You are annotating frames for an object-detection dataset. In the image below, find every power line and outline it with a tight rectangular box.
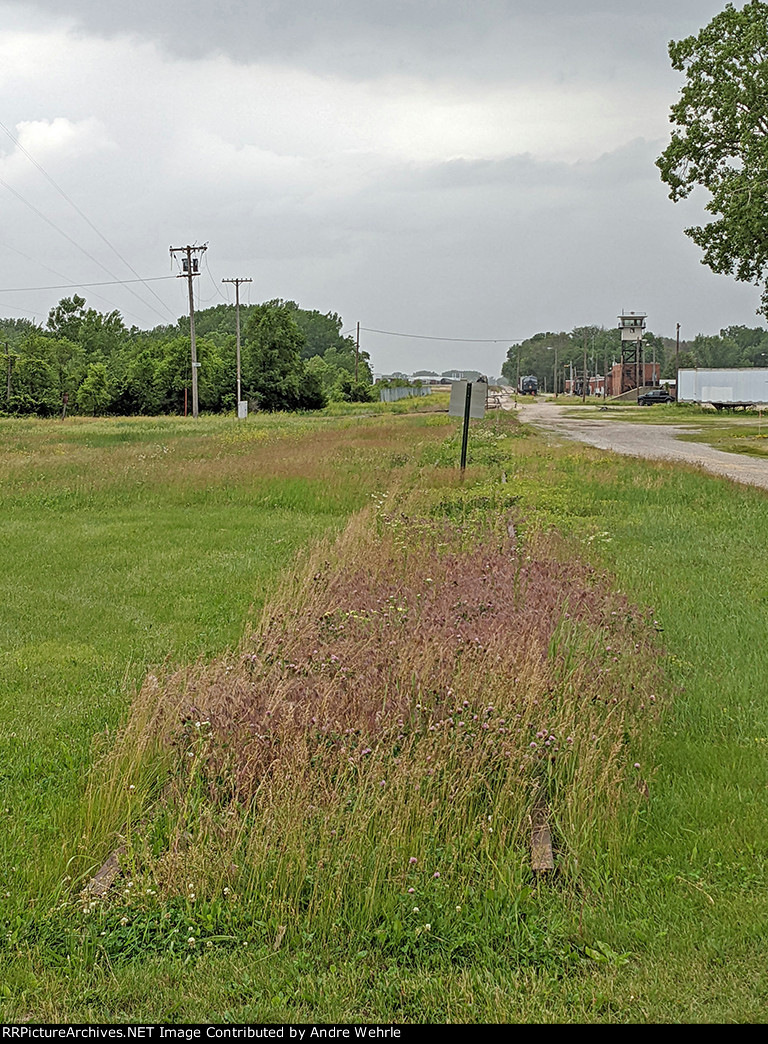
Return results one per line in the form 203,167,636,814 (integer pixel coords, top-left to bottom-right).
0,174,173,324
0,238,159,322
360,326,522,343
0,301,41,319
204,252,228,304
0,176,173,325
0,120,178,324
0,275,176,293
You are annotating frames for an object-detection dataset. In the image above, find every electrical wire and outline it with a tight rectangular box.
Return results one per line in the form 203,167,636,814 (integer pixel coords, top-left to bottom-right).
0,301,42,319
0,120,178,324
0,275,176,293
0,174,173,325
0,239,156,323
203,252,228,304
360,326,522,343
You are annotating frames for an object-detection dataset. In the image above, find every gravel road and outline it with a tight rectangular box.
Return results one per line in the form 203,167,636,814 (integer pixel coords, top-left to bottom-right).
504,397,768,493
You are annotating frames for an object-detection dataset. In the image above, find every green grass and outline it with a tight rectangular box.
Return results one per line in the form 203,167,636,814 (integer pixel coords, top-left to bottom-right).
493,438,768,1020
3,411,768,1021
0,410,451,917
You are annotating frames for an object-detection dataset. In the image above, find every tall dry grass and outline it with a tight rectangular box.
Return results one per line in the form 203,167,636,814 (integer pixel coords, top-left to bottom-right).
81,491,662,942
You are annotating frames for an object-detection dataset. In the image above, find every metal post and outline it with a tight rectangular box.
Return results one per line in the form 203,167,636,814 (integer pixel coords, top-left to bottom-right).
460,381,472,471
355,322,360,383
676,322,680,401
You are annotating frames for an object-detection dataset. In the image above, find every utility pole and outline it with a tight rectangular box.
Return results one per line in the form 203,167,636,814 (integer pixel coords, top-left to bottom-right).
222,276,252,414
547,344,557,400
5,342,10,405
582,330,587,402
604,343,608,400
355,322,360,383
676,322,680,400
170,243,207,418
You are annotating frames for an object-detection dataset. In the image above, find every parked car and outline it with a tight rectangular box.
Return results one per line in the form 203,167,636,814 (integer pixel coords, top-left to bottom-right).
638,388,675,406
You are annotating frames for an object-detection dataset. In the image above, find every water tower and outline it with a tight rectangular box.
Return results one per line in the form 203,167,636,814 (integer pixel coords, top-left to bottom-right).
616,310,646,395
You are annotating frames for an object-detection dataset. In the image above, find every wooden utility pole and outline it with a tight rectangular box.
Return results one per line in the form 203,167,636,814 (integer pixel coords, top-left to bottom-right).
604,343,608,399
676,322,680,400
355,322,360,383
170,244,207,418
222,276,252,412
582,330,587,402
5,342,10,404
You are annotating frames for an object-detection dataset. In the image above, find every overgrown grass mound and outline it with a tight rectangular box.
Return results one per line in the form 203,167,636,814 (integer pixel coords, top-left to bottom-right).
81,494,662,960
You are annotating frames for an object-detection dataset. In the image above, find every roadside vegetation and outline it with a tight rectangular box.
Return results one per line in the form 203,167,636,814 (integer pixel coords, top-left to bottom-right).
1,403,767,1022
0,298,377,418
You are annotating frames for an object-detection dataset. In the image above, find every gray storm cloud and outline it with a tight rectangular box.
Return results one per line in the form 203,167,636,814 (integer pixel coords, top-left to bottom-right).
0,0,761,376
6,1,729,78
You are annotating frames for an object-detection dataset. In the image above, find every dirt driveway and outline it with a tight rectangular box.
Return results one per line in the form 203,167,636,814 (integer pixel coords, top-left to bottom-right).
503,396,768,493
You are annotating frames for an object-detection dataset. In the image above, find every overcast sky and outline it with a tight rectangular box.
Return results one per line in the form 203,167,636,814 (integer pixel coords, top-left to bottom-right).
0,1,759,376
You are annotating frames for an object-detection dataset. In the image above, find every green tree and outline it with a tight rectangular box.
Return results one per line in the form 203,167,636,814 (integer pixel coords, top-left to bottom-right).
76,362,111,416
47,295,87,340
111,342,164,415
8,336,59,416
657,2,768,313
243,304,307,411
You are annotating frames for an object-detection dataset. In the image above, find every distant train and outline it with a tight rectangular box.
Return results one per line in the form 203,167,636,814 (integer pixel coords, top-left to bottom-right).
518,375,538,396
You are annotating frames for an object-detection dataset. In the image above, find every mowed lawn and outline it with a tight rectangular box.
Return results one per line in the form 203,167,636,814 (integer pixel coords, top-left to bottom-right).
0,410,450,904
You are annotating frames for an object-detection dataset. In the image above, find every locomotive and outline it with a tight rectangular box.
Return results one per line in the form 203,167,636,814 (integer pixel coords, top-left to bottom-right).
518,375,538,396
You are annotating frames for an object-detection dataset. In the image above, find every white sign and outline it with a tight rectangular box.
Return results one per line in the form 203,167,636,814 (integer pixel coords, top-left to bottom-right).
448,381,486,419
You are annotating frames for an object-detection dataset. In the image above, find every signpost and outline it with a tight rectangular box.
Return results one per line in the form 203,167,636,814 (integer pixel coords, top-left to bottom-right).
448,380,486,472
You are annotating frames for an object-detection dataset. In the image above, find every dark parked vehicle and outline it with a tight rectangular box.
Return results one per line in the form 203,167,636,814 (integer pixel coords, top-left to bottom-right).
638,388,675,406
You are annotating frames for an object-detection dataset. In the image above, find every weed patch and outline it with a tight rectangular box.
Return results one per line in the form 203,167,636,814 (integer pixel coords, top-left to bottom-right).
59,487,663,972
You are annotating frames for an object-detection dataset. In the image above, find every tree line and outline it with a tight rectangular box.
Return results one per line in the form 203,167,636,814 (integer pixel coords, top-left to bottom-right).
0,297,375,417
502,324,768,391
